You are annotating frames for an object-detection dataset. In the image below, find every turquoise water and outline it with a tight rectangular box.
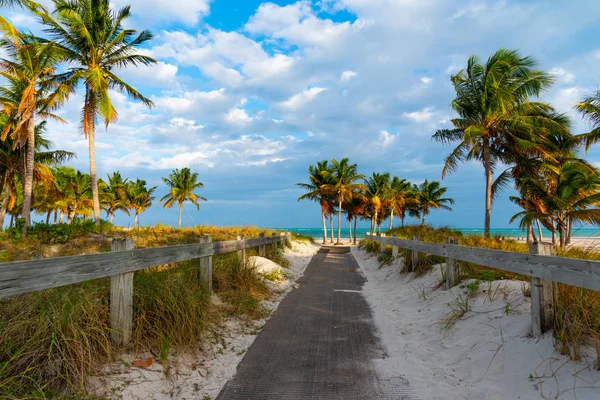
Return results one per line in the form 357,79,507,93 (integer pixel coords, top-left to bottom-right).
277,227,600,239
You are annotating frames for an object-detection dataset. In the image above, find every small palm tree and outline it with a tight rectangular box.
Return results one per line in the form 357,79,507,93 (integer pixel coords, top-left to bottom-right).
38,0,156,227
364,172,390,234
160,168,207,229
414,180,454,225
0,17,71,234
126,179,156,228
101,172,129,224
387,176,414,230
296,160,334,244
432,49,562,237
324,158,365,244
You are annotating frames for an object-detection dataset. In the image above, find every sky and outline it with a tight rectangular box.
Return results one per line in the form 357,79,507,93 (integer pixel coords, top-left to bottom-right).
4,0,600,229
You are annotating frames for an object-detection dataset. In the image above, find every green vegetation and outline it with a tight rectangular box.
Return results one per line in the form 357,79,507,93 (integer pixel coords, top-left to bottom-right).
0,225,288,397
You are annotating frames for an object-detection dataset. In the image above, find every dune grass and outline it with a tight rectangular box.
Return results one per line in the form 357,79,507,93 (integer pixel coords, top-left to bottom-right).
361,224,600,366
0,224,289,398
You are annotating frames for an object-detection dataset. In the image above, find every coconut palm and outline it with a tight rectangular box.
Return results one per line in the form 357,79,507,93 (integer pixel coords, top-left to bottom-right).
297,160,335,244
324,158,365,244
414,180,454,225
364,172,390,234
160,168,207,229
575,90,600,148
387,176,414,230
126,179,156,227
0,18,71,234
432,49,564,237
37,0,156,227
100,171,129,224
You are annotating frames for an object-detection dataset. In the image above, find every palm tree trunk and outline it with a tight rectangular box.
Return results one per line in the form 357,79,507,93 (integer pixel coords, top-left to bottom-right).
21,120,36,236
531,223,538,243
483,137,492,238
0,172,5,203
401,212,405,227
370,216,374,233
53,210,57,224
9,214,14,228
45,211,51,224
536,220,543,242
551,220,556,245
59,210,64,223
348,217,352,243
329,214,334,243
353,216,357,245
421,214,425,225
178,202,183,229
134,212,139,228
337,196,342,244
389,209,394,230
526,224,533,244
321,211,327,244
0,183,11,230
88,124,101,226
109,213,114,224
566,217,572,245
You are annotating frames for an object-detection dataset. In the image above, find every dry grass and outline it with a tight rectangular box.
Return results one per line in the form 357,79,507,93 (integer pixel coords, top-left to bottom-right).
0,224,289,398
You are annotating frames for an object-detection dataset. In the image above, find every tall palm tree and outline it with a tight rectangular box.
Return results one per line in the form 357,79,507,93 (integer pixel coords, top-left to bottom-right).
296,160,334,244
126,179,156,227
364,172,390,234
38,0,156,227
324,158,365,244
160,168,207,229
0,18,71,234
432,49,562,237
414,180,454,225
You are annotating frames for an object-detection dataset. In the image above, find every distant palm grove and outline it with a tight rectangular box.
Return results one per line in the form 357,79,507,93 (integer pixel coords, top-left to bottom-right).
0,0,204,233
297,158,454,244
299,51,600,248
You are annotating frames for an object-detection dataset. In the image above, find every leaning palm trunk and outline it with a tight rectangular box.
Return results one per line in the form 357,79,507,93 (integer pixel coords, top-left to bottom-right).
536,220,544,242
348,217,352,243
483,138,492,238
329,215,334,243
353,216,357,245
134,212,139,228
21,121,35,235
0,183,11,230
389,208,394,230
337,196,342,244
531,223,538,243
566,217,573,245
178,202,183,229
526,224,533,244
88,124,101,226
321,212,327,244
109,213,114,224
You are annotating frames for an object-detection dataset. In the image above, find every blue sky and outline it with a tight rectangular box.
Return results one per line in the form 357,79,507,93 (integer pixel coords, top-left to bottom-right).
5,0,600,229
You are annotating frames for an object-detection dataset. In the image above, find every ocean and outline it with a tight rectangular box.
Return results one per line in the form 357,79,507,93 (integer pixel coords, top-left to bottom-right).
277,227,600,239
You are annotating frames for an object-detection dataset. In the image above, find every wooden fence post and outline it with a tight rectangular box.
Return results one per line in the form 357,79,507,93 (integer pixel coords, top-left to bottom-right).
199,236,213,293
445,237,459,289
258,233,266,256
392,234,399,259
530,242,556,336
237,235,245,262
380,233,386,252
280,232,286,248
110,238,134,346
411,235,420,272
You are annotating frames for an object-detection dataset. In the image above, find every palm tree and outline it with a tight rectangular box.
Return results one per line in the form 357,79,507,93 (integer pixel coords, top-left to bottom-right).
160,168,207,229
100,171,129,223
324,158,365,244
126,179,156,227
38,0,156,227
576,90,600,148
387,176,414,230
297,160,334,244
432,49,562,237
414,180,454,225
364,172,390,234
0,18,71,235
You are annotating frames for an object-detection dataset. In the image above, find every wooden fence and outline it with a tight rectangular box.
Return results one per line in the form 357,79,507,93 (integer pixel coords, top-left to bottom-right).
0,232,291,345
365,233,600,337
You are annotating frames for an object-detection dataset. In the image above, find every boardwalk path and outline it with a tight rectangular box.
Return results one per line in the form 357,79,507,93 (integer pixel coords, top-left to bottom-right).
217,246,416,400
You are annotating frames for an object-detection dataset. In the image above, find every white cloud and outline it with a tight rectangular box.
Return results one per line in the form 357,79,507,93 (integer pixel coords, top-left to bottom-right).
340,70,357,82
378,130,397,147
154,89,228,115
113,0,211,25
117,61,178,87
420,77,433,84
225,108,254,125
549,67,576,84
403,107,435,123
279,87,327,111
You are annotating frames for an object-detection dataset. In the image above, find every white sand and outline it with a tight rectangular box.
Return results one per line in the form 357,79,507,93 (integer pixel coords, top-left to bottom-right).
87,240,320,400
351,246,600,400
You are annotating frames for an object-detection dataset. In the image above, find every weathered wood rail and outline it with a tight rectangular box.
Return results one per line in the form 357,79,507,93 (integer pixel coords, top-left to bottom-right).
365,233,600,337
0,231,290,344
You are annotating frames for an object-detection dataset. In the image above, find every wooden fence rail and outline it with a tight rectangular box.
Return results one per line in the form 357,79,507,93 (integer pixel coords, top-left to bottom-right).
0,232,290,345
365,233,600,337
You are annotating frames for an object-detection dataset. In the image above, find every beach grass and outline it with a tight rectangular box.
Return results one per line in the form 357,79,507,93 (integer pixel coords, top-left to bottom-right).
0,224,286,398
